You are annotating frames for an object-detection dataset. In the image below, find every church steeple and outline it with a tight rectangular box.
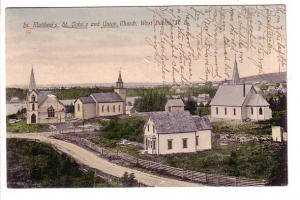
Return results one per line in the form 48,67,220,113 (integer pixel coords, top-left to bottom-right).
116,70,124,88
231,56,240,85
29,66,37,91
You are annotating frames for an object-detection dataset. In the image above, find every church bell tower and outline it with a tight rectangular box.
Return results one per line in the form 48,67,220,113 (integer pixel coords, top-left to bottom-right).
114,70,126,114
27,67,39,124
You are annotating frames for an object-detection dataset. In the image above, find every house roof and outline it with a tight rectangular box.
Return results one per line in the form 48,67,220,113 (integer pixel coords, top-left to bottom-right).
246,93,270,106
149,111,198,134
79,96,95,104
91,92,123,103
165,99,185,107
210,84,253,106
192,116,212,130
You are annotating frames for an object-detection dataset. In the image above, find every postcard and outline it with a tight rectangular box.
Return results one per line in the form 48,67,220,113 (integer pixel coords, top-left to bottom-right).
5,5,287,189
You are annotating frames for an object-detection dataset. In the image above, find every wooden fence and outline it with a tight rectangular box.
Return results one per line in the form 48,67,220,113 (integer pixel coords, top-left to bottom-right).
51,134,267,186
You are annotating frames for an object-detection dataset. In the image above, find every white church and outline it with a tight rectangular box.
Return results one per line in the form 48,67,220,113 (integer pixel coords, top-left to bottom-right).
26,68,66,124
74,72,126,119
210,58,272,121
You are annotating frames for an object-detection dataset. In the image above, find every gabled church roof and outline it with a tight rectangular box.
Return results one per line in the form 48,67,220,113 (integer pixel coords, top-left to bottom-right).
78,96,96,104
246,93,270,106
29,67,37,91
210,84,253,106
91,92,123,103
37,91,53,106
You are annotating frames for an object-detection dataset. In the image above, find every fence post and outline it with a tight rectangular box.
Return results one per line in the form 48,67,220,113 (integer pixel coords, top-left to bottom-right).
205,173,208,183
182,170,184,179
136,158,139,166
217,176,220,186
235,177,237,186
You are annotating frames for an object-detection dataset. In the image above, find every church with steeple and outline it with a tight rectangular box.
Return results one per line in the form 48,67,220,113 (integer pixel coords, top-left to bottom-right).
26,68,66,124
210,57,272,121
74,71,126,119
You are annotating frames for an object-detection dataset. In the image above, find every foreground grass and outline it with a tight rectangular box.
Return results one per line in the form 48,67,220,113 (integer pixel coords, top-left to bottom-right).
7,121,49,133
7,138,115,188
162,142,287,185
212,122,272,136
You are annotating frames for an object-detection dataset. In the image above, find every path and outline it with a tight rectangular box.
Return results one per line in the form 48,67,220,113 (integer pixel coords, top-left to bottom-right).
7,132,202,187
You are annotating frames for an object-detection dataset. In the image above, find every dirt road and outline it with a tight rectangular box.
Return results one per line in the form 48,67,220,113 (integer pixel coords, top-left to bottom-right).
7,132,202,187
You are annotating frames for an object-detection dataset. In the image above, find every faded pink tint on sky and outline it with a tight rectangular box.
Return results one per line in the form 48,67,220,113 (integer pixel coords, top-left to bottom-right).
6,6,286,87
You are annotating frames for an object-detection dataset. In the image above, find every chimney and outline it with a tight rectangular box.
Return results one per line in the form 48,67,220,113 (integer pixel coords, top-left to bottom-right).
243,83,246,97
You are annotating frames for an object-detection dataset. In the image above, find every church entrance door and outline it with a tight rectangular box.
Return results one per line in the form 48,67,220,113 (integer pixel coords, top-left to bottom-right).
31,114,36,124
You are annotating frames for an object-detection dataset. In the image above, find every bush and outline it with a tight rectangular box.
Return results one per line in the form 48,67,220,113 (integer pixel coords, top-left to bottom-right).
7,139,111,188
100,116,145,146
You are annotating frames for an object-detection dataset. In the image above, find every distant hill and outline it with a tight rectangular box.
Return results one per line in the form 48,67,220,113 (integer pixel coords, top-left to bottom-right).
240,72,286,84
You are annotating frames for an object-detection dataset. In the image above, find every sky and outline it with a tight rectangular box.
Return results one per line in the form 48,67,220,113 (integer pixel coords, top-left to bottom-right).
6,6,286,87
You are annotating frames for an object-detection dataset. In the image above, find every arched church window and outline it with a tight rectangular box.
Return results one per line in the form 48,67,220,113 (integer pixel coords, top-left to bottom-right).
31,95,36,102
77,104,80,111
47,106,55,118
259,107,263,115
113,105,115,112
251,107,253,115
32,103,35,111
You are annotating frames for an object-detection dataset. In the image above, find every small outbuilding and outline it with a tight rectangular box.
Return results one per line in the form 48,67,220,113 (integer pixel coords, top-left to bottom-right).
165,99,185,112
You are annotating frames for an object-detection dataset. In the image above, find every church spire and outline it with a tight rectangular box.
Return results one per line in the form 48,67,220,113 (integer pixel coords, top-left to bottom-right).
29,66,37,91
116,69,124,88
231,55,240,85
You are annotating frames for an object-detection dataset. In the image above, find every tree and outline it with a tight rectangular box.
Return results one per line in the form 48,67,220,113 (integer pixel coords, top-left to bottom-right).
121,172,138,187
184,97,197,115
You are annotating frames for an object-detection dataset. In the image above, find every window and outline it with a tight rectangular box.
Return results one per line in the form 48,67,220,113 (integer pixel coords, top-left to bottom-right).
152,141,156,150
182,138,188,148
225,107,227,115
146,139,148,148
167,140,173,150
102,105,104,112
107,105,110,112
233,108,236,115
259,107,263,115
251,107,253,115
147,124,149,132
216,107,218,114
77,104,80,111
153,125,155,133
119,105,121,112
31,95,36,102
47,106,55,118
196,136,199,146
113,105,115,112
32,103,35,111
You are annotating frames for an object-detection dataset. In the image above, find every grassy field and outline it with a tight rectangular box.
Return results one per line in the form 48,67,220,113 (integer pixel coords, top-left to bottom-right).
7,121,49,133
162,142,287,185
212,121,272,136
7,138,114,188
